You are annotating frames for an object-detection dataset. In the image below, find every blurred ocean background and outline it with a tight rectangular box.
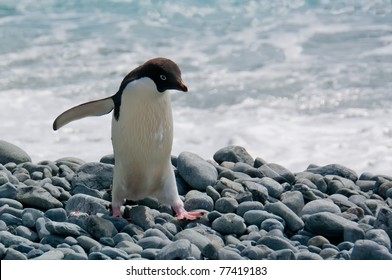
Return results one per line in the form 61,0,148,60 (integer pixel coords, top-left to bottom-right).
0,0,391,174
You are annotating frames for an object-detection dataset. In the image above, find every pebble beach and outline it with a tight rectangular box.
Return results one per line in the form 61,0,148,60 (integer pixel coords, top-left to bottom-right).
0,139,391,260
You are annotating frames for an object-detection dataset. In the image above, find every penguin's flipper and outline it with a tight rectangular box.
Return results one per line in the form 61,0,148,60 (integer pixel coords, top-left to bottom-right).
53,97,114,130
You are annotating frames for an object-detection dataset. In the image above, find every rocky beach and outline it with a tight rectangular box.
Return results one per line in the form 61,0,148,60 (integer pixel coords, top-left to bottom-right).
0,139,391,260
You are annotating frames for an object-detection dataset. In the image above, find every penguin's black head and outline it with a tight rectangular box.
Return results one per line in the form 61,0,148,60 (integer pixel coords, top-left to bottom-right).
137,57,188,93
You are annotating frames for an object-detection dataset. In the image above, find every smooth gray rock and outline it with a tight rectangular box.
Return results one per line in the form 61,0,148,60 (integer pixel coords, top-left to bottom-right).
260,218,285,232
351,240,392,260
174,228,210,251
264,201,304,233
241,245,272,259
281,191,304,215
177,152,218,191
88,252,112,260
46,221,87,237
308,235,330,248
211,213,246,235
365,229,391,249
15,225,39,242
76,235,102,252
100,154,115,165
267,163,295,184
213,146,254,166
65,193,110,215
217,248,245,260
0,198,23,209
4,248,28,260
214,197,238,213
374,207,392,240
35,217,51,239
51,176,71,191
236,201,264,217
300,199,341,217
320,247,339,259
16,185,62,210
45,208,67,222
116,241,143,254
184,190,214,212
307,164,358,182
72,162,113,191
137,236,170,249
85,215,118,239
0,183,17,199
124,205,156,230
296,251,323,260
305,212,358,238
258,177,283,199
22,208,44,228
214,177,244,193
268,249,296,260
64,252,88,260
258,235,298,252
32,249,64,260
0,140,31,164
243,210,285,226
100,247,128,259
242,181,269,203
156,239,193,260
0,231,33,247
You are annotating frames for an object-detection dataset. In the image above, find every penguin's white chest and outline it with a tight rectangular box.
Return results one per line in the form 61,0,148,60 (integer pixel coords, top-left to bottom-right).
111,78,174,200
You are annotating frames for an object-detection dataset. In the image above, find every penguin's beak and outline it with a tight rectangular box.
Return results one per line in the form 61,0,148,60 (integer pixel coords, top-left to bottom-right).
177,80,188,92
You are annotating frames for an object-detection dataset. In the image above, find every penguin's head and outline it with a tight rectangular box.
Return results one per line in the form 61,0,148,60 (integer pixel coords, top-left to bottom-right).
138,57,188,93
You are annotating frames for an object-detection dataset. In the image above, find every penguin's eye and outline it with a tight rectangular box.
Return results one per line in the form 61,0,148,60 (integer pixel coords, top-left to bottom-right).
160,75,167,81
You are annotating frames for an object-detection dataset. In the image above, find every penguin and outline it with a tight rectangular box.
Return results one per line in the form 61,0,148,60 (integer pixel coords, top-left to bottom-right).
53,57,204,220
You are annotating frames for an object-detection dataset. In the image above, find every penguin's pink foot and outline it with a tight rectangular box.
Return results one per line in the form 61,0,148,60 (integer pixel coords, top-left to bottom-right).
173,204,205,220
112,206,122,218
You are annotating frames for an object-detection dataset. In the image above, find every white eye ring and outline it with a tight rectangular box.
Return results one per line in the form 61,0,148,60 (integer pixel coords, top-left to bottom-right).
160,75,167,81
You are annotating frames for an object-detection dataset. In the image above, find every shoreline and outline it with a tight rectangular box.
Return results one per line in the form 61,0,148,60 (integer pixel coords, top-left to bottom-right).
0,140,391,260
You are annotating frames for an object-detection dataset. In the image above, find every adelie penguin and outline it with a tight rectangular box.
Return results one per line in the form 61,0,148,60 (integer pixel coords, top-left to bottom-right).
53,57,204,220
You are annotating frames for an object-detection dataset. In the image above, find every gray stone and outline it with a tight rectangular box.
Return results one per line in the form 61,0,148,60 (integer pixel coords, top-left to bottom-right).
113,232,135,244
260,218,285,232
214,177,244,193
35,217,51,239
300,199,341,217
217,248,244,260
141,248,160,259
51,176,71,191
243,210,285,226
26,249,44,259
257,236,298,252
206,185,221,202
124,205,156,230
307,235,330,248
0,231,33,247
22,208,44,228
281,191,304,215
174,228,210,251
242,181,269,203
76,235,102,252
156,239,192,260
264,201,304,233
351,239,392,260
293,184,319,201
100,154,115,165
63,252,88,260
214,197,238,213
46,221,87,237
4,248,28,260
241,245,272,259
365,229,391,250
258,177,283,199
72,162,113,191
211,213,246,235
296,251,323,260
374,207,392,240
268,249,296,260
41,235,66,247
0,182,17,199
16,185,62,210
305,212,358,238
45,208,68,222
15,225,39,242
88,252,112,260
307,164,358,182
137,236,170,249
177,152,218,191
236,201,264,217
32,249,64,260
0,140,31,164
100,247,128,259
65,193,110,215
0,198,23,209
213,146,254,166
320,247,339,259
85,215,118,239
343,224,365,243
266,163,295,184
184,190,214,212
116,241,143,254
329,194,357,211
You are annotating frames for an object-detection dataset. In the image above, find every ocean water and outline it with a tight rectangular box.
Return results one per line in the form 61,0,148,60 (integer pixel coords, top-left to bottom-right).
1,0,391,174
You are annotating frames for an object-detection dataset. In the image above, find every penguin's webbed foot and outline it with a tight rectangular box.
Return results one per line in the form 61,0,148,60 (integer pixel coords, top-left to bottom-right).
112,206,123,218
173,204,205,220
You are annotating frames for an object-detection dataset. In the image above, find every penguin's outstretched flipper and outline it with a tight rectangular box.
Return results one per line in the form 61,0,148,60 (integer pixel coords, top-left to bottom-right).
53,97,114,130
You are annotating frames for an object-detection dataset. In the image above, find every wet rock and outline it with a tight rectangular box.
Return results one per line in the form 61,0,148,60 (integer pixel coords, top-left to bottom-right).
72,162,113,191
213,146,254,166
0,140,31,165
